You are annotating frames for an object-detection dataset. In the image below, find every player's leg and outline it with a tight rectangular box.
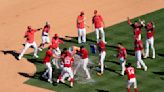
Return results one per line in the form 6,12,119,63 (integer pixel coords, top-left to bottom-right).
144,39,150,58
100,51,106,74
127,80,133,92
42,64,49,79
78,29,82,44
57,67,66,83
47,62,53,83
150,37,155,58
135,51,141,68
99,27,106,43
121,60,126,76
95,28,99,43
32,41,39,58
73,61,81,75
133,79,138,92
138,51,147,71
18,42,31,60
67,68,74,87
82,58,91,79
82,28,86,43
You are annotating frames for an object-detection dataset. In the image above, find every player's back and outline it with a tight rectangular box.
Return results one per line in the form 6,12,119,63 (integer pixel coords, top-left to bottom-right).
126,67,136,80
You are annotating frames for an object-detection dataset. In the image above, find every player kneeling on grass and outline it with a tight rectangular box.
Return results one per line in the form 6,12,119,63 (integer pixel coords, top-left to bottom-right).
117,43,127,76
38,22,51,51
134,38,147,71
97,38,106,76
42,45,60,84
125,63,138,92
57,50,74,87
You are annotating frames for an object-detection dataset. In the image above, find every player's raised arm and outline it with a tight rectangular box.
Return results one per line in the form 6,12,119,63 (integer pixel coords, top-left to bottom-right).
127,17,132,25
139,18,146,27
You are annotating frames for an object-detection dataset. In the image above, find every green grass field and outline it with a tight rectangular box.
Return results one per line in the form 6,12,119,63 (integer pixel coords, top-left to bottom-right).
23,8,164,92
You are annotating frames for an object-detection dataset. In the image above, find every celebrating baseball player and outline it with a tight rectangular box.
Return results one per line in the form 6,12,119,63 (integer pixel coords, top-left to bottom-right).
18,26,42,60
92,10,106,43
57,49,74,87
127,17,143,40
42,45,60,84
97,38,106,76
79,46,91,79
117,43,127,76
134,38,147,71
125,63,138,92
77,11,89,44
38,22,51,51
51,34,64,69
139,20,156,59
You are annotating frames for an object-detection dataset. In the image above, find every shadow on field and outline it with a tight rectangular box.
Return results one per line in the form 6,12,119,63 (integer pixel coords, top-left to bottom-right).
152,72,164,75
96,89,109,92
18,72,34,78
106,60,120,65
26,58,43,64
0,50,19,60
158,53,164,57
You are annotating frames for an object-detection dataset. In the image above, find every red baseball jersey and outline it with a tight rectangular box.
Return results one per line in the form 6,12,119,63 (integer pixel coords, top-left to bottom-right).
63,56,74,67
125,66,136,80
146,23,154,39
134,40,143,51
43,49,53,64
98,40,106,52
43,25,50,33
25,29,37,43
80,48,88,59
51,38,63,49
92,15,103,28
77,15,85,29
118,47,127,59
134,28,141,39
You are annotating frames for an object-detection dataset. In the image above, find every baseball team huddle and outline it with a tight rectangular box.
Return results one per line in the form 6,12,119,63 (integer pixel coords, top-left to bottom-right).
17,10,156,91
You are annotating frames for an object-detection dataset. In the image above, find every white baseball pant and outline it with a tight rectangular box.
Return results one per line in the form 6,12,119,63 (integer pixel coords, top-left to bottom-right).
119,57,126,75
78,28,86,44
95,27,106,43
43,62,52,80
52,48,62,69
127,78,137,88
135,50,147,69
18,41,38,59
145,37,155,58
82,58,91,79
42,32,50,44
99,51,106,74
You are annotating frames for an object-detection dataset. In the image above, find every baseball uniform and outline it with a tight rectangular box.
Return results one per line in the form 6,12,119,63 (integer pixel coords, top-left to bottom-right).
144,22,155,58
134,39,147,71
42,49,53,83
18,28,39,60
42,24,50,44
125,66,138,92
118,47,127,75
92,14,106,43
80,48,91,79
77,15,86,44
98,40,106,74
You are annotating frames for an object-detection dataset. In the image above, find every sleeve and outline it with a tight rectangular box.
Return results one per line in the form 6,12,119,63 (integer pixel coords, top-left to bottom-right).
59,39,63,44
92,16,95,23
99,15,103,21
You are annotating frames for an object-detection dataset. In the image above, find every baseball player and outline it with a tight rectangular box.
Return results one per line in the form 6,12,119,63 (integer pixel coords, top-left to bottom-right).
18,26,42,60
134,38,147,71
117,43,127,76
125,63,138,92
77,11,89,44
140,20,156,59
97,38,106,76
79,46,91,79
38,22,50,51
42,45,60,84
92,10,106,43
127,17,143,40
57,50,74,87
51,34,63,69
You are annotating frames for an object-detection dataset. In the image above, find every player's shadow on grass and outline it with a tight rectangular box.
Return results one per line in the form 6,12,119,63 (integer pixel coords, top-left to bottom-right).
26,58,43,64
62,36,78,44
0,50,19,60
96,89,109,92
152,72,164,75
106,60,120,65
158,53,164,57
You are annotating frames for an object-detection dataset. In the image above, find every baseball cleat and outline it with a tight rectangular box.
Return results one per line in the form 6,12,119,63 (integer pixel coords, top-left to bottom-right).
34,55,39,58
48,79,53,84
97,72,103,76
144,66,148,71
38,48,43,51
70,82,73,87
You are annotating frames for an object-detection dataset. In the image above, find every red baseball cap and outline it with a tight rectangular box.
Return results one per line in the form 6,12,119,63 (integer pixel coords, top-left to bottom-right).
54,34,58,38
80,11,84,15
27,26,31,29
